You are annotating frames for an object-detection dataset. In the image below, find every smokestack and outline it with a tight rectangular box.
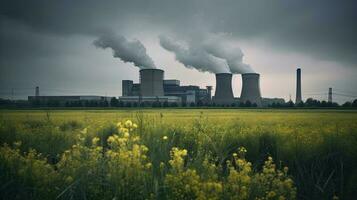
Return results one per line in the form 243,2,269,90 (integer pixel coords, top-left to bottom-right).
140,69,164,96
328,87,332,103
240,73,262,106
206,86,212,101
213,73,234,105
295,68,302,104
35,86,39,97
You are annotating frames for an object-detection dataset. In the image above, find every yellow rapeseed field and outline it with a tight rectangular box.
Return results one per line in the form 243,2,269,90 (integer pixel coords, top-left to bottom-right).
0,109,356,199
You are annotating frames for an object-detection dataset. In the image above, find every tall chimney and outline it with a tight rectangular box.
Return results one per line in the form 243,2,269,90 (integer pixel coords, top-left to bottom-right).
295,68,302,104
328,87,332,103
240,73,262,106
35,86,40,97
213,73,234,105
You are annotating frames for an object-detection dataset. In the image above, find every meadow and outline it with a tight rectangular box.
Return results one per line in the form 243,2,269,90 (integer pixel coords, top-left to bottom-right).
0,109,356,200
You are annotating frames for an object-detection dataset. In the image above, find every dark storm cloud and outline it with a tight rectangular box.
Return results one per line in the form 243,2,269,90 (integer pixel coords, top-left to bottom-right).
1,0,357,66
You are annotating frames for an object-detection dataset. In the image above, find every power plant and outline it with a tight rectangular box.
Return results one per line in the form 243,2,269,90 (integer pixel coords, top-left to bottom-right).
118,69,284,107
120,69,211,105
213,73,234,105
240,73,262,106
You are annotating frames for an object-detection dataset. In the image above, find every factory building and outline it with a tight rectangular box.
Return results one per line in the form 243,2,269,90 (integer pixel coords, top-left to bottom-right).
120,69,212,105
28,95,114,106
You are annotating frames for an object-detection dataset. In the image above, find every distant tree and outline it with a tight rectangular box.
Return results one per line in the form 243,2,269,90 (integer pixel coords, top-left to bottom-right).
331,102,339,107
110,97,119,107
286,100,294,107
252,103,257,107
181,101,187,107
189,102,196,107
163,101,169,107
125,102,132,107
170,102,178,107
296,101,304,107
239,102,245,107
321,100,327,107
305,98,320,107
342,102,352,107
352,99,357,107
245,101,252,107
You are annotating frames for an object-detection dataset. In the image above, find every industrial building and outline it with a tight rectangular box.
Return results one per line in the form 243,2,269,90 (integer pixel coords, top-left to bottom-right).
120,69,212,105
28,95,114,106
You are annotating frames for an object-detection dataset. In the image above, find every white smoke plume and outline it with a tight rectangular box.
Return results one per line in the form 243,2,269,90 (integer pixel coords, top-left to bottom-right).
202,34,254,73
159,35,230,74
94,33,156,69
159,34,253,74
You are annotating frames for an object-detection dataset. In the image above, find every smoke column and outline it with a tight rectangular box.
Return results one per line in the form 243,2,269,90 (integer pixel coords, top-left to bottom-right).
94,33,156,69
202,35,254,74
159,35,230,74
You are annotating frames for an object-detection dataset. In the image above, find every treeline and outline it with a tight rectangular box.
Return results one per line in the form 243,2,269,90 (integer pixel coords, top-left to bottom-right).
1,97,357,108
270,98,357,108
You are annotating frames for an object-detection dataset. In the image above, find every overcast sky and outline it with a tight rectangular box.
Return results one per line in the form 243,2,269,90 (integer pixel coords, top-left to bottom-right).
1,0,357,103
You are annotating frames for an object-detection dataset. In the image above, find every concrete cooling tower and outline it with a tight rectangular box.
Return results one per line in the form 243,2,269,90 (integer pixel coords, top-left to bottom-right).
140,69,164,96
213,73,234,105
240,73,262,106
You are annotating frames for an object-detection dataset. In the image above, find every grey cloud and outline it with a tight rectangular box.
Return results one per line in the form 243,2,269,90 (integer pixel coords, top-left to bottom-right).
1,0,356,66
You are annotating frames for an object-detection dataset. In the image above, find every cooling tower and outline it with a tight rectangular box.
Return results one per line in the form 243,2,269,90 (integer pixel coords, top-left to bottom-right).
295,68,302,104
240,73,262,106
140,69,164,96
213,73,234,105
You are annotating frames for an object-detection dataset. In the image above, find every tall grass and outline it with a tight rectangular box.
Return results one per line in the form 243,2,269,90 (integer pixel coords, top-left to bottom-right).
0,109,356,199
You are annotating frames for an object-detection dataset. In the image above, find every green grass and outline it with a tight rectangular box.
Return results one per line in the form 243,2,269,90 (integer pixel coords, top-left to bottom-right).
1,109,357,199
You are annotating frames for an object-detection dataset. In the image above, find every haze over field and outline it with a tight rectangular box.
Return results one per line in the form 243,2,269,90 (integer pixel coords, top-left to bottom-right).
1,0,357,103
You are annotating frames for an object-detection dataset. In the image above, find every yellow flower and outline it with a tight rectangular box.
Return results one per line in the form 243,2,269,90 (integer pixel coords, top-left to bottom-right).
124,132,130,138
80,128,88,134
125,120,133,127
65,176,73,183
92,137,100,145
107,136,115,143
116,122,122,127
119,127,129,133
132,123,138,129
145,163,152,169
283,166,289,173
163,136,168,140
267,191,276,198
182,149,187,156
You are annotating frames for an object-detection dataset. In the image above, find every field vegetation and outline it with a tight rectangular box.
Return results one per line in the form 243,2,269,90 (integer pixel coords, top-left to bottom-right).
0,109,356,200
